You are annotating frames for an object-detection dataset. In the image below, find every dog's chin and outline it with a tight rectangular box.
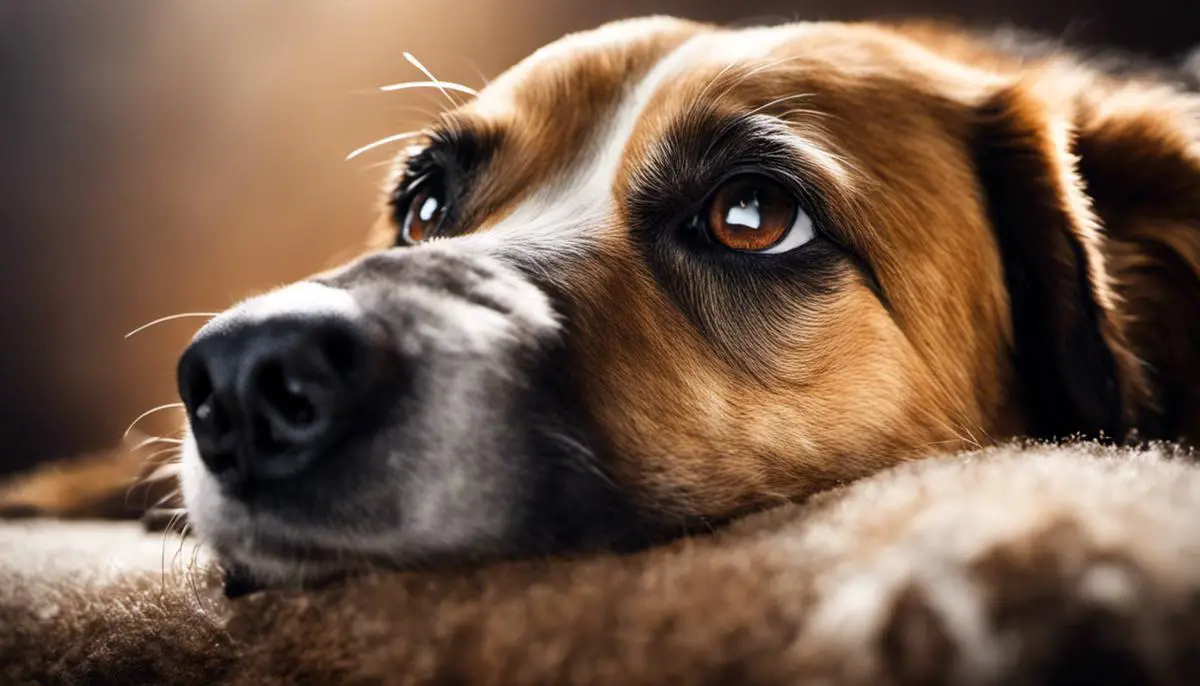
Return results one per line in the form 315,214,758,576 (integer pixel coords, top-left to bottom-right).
181,420,658,597
213,527,521,598
211,533,436,597
198,504,515,597
182,438,521,594
216,545,347,598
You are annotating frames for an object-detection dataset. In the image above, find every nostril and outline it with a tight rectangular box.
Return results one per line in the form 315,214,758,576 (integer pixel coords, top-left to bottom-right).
180,355,214,416
195,396,233,437
254,361,319,430
177,350,242,479
179,357,232,440
251,410,293,457
317,325,365,377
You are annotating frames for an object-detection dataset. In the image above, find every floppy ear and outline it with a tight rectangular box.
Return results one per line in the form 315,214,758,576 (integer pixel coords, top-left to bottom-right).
971,84,1150,442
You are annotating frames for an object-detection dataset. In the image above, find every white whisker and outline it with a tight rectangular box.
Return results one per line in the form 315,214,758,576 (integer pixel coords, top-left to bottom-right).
376,82,475,95
696,59,747,103
123,403,186,440
777,107,832,123
357,158,401,172
131,436,185,451
402,51,477,105
464,60,492,88
377,80,479,95
344,130,427,161
148,489,183,512
162,512,190,586
142,446,183,463
145,460,182,482
714,55,806,101
125,312,218,339
746,92,815,117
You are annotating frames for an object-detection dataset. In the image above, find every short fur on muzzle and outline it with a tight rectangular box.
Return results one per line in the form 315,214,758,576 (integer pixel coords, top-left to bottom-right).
180,246,651,588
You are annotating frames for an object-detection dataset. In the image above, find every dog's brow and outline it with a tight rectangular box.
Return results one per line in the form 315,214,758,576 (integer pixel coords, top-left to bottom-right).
626,105,860,233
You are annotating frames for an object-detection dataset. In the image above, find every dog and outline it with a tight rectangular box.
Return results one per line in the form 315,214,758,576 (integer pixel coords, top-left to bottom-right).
1,16,1200,684
4,17,1199,596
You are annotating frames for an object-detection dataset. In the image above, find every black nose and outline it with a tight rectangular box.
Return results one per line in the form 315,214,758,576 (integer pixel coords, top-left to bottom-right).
177,314,377,486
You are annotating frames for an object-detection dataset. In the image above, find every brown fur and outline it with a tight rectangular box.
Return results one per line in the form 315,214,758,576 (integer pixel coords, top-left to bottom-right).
891,20,1200,440
367,18,1200,520
5,443,1200,685
8,17,1199,521
1,16,1199,683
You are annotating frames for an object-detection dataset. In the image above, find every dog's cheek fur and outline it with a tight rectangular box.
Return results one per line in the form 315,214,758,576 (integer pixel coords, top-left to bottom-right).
554,242,963,523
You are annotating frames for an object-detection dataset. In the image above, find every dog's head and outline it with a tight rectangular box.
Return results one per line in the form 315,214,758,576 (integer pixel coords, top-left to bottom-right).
179,17,1153,587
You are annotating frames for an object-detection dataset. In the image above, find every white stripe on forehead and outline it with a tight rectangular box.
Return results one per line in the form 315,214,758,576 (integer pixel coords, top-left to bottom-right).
456,26,799,284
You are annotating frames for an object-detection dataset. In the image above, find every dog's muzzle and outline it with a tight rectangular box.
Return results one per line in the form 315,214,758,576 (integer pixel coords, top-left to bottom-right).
177,246,644,587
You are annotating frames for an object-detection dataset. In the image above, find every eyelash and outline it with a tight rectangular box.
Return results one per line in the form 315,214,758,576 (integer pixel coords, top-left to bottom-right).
390,149,440,218
403,148,438,181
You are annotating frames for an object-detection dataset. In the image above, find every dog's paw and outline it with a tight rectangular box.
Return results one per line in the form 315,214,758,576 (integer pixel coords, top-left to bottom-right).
0,437,183,523
789,446,1200,685
867,519,1200,685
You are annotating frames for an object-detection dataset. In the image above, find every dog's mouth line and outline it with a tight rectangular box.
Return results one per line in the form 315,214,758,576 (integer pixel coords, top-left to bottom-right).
211,515,397,569
216,513,501,565
213,532,401,599
214,522,526,598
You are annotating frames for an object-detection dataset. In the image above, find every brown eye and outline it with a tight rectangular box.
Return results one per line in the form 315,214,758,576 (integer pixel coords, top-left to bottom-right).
703,175,812,253
401,180,447,244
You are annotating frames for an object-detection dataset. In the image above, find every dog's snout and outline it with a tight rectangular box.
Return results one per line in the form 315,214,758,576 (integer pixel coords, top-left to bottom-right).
178,254,571,574
178,311,376,486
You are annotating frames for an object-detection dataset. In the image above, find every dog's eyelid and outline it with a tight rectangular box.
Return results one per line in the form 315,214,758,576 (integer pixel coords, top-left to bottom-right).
403,151,440,184
391,120,478,189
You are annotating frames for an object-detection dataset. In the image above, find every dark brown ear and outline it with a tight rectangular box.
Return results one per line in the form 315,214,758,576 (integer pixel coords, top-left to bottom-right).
972,84,1149,442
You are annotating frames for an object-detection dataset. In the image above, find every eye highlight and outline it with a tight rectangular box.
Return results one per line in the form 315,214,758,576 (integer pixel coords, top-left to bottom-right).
398,175,448,244
699,175,815,254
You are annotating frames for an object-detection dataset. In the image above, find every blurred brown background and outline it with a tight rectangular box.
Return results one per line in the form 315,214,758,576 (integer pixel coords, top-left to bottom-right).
0,0,1196,475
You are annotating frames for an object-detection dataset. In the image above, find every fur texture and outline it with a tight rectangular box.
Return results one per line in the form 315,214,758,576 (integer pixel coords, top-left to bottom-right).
4,443,1200,685
1,16,1199,684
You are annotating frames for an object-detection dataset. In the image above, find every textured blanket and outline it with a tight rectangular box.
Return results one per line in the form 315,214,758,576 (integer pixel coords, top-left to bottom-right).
3,443,1200,685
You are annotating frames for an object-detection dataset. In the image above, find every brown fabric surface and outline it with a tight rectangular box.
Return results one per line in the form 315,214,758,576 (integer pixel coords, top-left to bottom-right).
3,442,1200,685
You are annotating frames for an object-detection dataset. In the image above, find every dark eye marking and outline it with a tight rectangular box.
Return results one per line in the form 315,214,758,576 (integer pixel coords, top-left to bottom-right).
387,123,498,247
625,106,892,318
